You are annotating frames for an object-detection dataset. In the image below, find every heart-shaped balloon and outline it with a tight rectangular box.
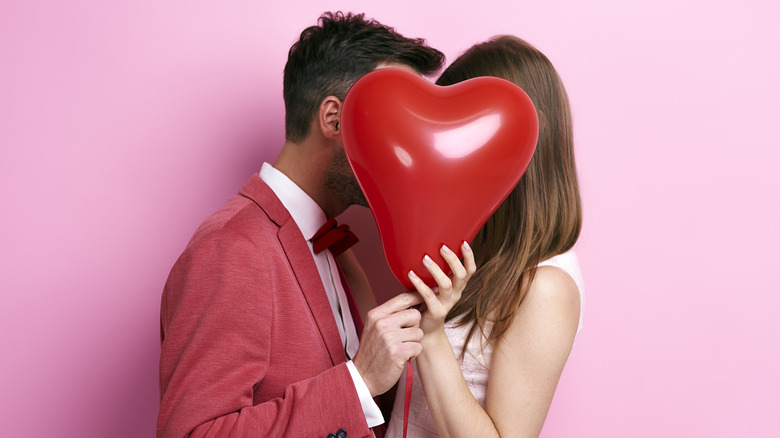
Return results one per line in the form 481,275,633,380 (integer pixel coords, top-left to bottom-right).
341,68,538,290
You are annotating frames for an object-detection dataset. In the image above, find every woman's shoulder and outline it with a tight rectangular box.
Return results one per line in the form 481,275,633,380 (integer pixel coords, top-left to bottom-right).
526,264,581,313
536,250,584,292
499,260,581,355
530,249,584,338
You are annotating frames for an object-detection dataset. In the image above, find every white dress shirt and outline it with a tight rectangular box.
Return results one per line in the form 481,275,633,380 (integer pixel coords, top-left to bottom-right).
259,163,383,428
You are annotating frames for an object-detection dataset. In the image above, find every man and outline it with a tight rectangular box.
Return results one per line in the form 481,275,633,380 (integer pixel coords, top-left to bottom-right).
158,12,444,437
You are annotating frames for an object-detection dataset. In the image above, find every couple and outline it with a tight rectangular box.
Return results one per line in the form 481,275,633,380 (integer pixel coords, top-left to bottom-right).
158,11,583,438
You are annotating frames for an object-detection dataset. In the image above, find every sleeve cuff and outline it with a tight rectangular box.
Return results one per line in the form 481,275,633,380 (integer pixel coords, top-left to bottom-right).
346,360,384,428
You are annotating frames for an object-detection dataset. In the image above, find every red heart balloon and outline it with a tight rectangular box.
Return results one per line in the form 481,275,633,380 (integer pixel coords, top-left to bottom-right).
342,68,538,290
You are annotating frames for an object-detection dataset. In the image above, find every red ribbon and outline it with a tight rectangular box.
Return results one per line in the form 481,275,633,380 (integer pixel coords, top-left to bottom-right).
403,360,413,438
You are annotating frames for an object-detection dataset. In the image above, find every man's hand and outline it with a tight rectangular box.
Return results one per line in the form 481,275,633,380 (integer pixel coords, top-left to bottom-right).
352,292,424,397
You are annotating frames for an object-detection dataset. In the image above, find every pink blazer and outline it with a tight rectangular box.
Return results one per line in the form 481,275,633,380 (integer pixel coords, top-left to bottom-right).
158,175,377,437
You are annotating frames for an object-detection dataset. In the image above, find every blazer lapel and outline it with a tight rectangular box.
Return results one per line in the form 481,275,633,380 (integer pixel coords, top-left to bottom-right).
240,175,347,366
278,224,347,366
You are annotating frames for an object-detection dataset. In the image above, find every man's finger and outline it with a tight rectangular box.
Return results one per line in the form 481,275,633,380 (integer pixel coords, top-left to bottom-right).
378,308,422,330
371,292,423,317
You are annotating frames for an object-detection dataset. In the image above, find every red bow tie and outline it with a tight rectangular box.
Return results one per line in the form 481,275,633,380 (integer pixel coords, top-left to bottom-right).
310,218,359,257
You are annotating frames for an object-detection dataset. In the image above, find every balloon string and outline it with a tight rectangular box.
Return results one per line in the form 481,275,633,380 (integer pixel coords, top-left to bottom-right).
403,360,413,438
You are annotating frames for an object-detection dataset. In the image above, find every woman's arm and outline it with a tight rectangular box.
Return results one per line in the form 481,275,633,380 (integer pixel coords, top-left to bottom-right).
485,266,581,437
410,244,498,437
411,252,580,438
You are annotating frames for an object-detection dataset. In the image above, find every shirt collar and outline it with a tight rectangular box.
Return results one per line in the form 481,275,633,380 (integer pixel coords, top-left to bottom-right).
259,162,327,241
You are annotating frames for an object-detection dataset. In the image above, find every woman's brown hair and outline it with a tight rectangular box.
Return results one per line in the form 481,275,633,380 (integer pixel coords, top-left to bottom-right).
436,36,582,355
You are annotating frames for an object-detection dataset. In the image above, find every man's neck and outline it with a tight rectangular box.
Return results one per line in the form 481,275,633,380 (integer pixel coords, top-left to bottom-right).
273,140,345,218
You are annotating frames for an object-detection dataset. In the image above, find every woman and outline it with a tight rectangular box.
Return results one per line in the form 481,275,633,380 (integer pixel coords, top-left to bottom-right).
386,36,585,437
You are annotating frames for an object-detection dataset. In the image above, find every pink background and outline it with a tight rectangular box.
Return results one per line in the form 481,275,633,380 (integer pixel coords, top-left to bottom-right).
2,1,778,437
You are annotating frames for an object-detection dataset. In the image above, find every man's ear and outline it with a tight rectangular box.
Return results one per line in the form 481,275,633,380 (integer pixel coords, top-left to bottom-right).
318,96,342,140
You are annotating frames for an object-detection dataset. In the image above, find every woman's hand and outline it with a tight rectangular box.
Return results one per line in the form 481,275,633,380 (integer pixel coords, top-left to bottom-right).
407,242,476,337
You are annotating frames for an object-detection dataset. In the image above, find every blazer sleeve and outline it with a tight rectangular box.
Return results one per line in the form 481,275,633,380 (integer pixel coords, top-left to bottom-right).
158,228,373,438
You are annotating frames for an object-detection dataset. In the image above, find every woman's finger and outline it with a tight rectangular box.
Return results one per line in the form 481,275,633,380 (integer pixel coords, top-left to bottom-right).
440,244,468,291
422,253,453,297
455,241,476,295
408,270,440,309
408,269,446,320
461,241,476,276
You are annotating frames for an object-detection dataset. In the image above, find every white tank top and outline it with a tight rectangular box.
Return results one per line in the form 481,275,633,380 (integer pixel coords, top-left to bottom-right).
385,250,585,437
